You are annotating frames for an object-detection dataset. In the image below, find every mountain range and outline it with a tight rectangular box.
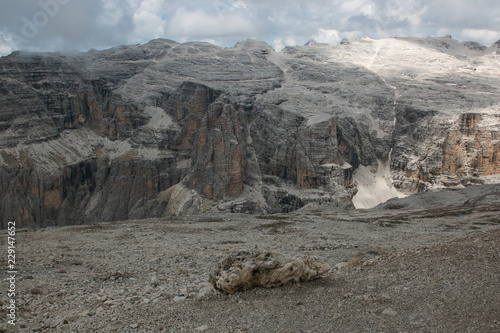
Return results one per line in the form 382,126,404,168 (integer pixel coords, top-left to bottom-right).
1,36,499,228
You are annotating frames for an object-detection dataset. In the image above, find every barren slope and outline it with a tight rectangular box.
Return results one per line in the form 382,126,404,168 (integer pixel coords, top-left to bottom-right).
1,184,499,332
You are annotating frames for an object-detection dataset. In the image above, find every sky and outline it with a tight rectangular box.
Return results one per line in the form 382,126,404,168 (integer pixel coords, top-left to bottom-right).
0,0,499,56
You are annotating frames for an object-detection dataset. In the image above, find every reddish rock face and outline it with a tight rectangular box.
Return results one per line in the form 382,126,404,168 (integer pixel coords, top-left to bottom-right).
168,83,247,200
443,113,500,176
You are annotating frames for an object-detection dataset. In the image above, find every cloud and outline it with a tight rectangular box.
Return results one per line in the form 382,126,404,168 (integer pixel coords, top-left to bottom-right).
167,6,255,39
272,37,285,51
1,0,500,56
129,0,167,43
313,29,341,44
462,29,500,45
0,31,14,55
0,0,137,53
272,36,298,51
338,0,375,16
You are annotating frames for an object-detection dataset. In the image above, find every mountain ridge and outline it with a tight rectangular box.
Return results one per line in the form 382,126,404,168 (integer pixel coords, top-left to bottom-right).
1,36,499,228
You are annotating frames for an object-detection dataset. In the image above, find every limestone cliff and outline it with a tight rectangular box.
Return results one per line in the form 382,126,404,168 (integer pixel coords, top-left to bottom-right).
1,36,499,228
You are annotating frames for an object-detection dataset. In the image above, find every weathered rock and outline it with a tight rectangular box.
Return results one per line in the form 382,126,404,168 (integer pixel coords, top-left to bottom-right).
209,252,331,294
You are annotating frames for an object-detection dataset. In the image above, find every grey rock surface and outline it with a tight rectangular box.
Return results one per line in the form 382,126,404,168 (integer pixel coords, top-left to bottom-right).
0,36,499,227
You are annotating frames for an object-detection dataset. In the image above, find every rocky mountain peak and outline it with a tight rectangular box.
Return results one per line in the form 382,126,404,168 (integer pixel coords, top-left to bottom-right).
233,39,274,50
304,39,318,46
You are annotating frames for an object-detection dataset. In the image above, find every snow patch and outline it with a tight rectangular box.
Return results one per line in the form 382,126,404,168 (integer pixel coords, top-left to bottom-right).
139,147,162,160
320,162,352,169
104,139,133,160
307,114,333,126
352,161,406,209
144,106,174,129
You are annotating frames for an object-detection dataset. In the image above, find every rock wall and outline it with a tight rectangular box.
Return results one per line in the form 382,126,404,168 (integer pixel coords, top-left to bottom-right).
391,110,500,192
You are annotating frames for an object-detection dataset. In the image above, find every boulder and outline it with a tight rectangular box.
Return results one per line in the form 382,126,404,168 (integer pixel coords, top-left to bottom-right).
210,252,331,294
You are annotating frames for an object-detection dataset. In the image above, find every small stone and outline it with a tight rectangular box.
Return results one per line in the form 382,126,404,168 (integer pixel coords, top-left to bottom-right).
348,257,364,266
173,296,187,302
196,284,215,299
362,294,377,301
151,273,159,287
31,288,42,295
63,315,79,324
43,318,56,328
382,308,398,316
130,323,139,328
334,262,349,270
195,325,209,331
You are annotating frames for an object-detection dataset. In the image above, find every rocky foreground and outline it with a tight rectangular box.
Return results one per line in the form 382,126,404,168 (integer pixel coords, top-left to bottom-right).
1,185,499,332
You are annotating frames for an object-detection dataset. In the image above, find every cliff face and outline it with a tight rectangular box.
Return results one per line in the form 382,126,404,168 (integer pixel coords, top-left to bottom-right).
1,36,499,228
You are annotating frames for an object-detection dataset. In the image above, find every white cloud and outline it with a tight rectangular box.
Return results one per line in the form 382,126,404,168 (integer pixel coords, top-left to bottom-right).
272,37,285,51
230,0,249,11
313,28,341,44
436,28,451,36
461,29,500,45
0,0,499,56
285,36,297,46
168,6,255,39
340,30,365,41
385,0,428,27
338,0,373,16
272,36,298,51
0,37,13,56
0,31,16,56
98,0,126,27
200,38,217,45
129,0,167,43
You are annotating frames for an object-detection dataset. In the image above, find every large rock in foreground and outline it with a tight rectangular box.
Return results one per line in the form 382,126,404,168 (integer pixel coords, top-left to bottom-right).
210,252,331,294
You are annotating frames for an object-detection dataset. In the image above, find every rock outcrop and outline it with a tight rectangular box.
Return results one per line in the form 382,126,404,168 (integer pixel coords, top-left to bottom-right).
1,36,499,228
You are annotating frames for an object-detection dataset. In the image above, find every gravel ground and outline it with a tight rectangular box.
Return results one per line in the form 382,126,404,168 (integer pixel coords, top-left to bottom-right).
1,204,499,332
